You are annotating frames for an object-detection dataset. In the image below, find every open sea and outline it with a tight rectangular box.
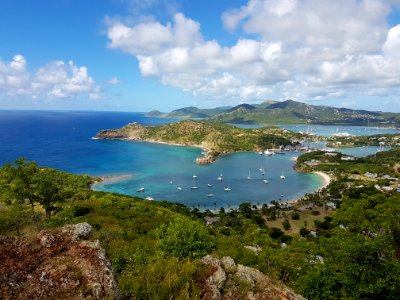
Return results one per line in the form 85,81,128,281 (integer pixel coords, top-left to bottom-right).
1,110,398,209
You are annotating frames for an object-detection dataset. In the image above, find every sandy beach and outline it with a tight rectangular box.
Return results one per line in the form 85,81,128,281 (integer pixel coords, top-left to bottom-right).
313,171,332,188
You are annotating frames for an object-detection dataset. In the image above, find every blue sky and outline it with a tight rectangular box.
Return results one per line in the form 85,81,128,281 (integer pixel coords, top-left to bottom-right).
1,0,400,112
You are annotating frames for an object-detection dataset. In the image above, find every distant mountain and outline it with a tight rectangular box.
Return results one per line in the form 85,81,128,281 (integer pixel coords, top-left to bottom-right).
145,110,163,117
163,106,231,118
210,99,400,126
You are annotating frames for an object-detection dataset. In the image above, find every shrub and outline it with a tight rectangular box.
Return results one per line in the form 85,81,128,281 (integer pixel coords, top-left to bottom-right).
282,219,291,231
291,211,300,220
311,210,320,216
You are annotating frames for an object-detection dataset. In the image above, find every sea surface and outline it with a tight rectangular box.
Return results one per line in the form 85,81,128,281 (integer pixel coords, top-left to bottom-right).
0,110,394,209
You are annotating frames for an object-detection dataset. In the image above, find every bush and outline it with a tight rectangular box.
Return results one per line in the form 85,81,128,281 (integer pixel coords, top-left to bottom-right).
291,211,300,220
299,227,310,237
269,227,284,239
282,219,291,231
311,210,320,216
157,218,215,259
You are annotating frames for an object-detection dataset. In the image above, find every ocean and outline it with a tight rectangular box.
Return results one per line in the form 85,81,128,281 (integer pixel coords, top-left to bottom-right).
1,110,397,209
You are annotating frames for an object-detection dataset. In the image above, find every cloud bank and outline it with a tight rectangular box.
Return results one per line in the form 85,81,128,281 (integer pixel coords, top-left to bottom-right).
0,55,101,100
106,0,400,103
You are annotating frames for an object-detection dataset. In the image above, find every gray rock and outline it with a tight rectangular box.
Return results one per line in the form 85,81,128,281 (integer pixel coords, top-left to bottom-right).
221,256,236,273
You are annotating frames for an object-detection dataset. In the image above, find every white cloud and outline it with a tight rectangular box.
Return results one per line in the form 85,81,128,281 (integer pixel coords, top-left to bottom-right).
0,55,101,100
106,1,400,103
107,77,121,85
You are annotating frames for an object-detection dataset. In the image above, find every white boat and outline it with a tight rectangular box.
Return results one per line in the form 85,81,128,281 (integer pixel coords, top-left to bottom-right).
258,151,263,155
247,170,251,180
190,186,199,189
137,188,145,192
217,171,223,181
261,169,265,176
192,174,197,179
264,150,274,156
207,194,214,197
169,180,173,184
145,196,154,201
177,186,182,191
224,187,231,192
207,183,212,187
280,171,286,180
332,132,352,137
263,179,269,184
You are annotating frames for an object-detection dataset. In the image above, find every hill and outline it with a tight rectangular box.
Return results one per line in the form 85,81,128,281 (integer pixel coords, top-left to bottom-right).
211,99,400,126
155,99,400,126
95,120,303,163
163,106,231,118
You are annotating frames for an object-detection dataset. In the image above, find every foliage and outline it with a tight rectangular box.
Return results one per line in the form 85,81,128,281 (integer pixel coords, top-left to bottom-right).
157,218,215,259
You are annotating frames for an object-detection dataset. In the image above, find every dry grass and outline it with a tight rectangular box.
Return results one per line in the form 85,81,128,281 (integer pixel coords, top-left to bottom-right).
265,206,332,236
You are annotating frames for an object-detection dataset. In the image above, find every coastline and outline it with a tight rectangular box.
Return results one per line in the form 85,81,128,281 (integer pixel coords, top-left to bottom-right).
91,174,134,189
313,171,332,188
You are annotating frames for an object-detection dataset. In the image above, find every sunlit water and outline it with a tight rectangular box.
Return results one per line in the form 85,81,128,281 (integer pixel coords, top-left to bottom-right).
0,111,393,209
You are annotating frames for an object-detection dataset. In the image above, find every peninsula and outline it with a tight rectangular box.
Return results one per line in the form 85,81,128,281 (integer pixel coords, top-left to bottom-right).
95,120,307,164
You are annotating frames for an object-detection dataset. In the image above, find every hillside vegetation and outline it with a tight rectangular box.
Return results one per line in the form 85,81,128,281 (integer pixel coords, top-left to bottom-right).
1,152,400,299
161,100,400,126
96,120,301,163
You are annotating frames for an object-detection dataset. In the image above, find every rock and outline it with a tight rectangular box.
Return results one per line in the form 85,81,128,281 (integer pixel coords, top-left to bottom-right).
37,231,63,248
0,226,118,300
62,222,93,240
221,256,236,273
201,255,226,300
199,255,305,300
235,264,265,288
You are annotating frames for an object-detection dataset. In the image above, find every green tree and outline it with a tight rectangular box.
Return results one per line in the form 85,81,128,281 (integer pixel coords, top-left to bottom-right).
282,219,291,231
157,218,214,259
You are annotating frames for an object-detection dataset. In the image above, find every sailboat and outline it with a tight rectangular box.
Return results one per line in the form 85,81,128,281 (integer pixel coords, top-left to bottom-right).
224,187,231,192
177,186,182,191
207,193,214,197
247,170,251,180
217,170,223,181
192,174,197,179
263,179,269,184
145,191,154,201
207,183,212,187
190,178,198,189
280,170,286,180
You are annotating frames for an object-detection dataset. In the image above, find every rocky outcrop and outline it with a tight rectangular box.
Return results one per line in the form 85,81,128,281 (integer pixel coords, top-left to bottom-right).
199,255,305,300
0,223,118,299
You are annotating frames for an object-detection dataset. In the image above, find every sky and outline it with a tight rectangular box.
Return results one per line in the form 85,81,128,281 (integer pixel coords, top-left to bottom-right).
1,0,400,112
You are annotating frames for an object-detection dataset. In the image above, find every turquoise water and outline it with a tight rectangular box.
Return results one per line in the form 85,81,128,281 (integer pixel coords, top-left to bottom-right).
93,148,323,209
279,124,399,136
1,110,392,209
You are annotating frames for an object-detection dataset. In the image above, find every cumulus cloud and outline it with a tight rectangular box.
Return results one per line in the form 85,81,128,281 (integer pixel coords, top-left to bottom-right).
106,0,400,103
0,55,101,100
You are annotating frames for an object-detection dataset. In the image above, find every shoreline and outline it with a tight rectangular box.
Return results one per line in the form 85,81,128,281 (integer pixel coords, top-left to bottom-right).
91,174,134,189
313,171,332,188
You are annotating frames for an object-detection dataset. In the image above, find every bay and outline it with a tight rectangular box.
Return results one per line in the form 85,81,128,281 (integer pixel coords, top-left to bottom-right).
1,110,390,209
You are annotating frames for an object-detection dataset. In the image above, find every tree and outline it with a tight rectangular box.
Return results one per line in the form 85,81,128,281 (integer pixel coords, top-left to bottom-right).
7,158,39,210
34,169,64,219
157,218,214,259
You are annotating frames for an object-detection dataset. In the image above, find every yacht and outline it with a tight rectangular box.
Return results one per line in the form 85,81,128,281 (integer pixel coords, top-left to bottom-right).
177,186,182,191
207,183,212,187
137,188,145,192
280,172,286,180
145,196,154,201
224,187,231,192
263,179,269,184
192,174,197,179
247,170,251,180
207,194,214,197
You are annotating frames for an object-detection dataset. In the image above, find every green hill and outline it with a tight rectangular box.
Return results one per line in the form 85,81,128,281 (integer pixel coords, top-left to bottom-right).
211,99,400,126
95,120,301,163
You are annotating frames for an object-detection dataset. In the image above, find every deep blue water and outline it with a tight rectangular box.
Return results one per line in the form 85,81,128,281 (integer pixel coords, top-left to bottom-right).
1,110,388,209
